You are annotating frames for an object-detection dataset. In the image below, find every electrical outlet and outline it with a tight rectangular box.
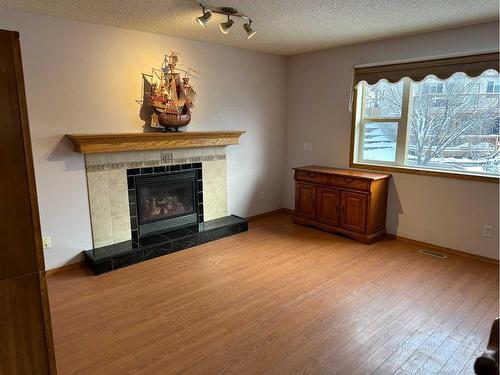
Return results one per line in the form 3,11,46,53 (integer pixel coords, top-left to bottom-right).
42,236,52,249
302,142,313,151
483,225,493,238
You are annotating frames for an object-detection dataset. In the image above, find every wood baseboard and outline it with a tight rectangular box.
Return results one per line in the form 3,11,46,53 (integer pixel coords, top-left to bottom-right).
247,208,293,221
46,261,85,276
386,234,499,265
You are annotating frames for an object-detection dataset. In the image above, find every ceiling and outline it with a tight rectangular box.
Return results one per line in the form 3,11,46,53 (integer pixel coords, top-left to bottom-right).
1,0,498,55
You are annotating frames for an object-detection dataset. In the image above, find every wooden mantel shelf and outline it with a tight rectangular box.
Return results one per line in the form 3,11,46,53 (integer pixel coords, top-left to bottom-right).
66,131,245,154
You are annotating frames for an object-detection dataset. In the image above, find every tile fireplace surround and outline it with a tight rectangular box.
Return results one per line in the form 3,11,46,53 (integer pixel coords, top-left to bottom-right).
85,147,228,248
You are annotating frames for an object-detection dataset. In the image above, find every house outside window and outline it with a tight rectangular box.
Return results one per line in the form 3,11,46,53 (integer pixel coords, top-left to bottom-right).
428,82,444,94
487,80,500,94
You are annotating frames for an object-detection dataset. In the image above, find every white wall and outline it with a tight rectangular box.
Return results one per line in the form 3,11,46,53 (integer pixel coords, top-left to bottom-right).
0,8,287,269
285,22,500,260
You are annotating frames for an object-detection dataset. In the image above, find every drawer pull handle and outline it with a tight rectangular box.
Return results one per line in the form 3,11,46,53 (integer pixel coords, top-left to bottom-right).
308,173,316,177
345,178,354,183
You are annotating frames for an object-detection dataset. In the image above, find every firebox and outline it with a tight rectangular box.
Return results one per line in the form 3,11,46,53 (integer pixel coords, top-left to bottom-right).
128,165,203,237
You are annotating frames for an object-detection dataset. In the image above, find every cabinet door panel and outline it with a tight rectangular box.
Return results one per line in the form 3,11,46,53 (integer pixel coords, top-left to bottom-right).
340,191,367,233
316,187,340,226
295,183,316,220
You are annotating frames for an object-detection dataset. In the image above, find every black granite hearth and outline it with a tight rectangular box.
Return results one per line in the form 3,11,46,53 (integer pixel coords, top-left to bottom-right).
83,215,248,275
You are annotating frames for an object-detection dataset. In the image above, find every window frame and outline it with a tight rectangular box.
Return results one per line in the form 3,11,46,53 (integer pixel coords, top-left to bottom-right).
350,76,500,184
356,78,412,166
487,80,500,94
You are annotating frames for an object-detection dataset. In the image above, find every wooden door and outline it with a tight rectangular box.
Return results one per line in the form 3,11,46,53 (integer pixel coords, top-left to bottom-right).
295,183,316,220
340,191,367,233
0,30,56,374
316,187,340,227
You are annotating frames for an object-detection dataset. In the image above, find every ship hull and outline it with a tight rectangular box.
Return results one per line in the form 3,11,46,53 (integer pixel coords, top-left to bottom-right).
157,109,191,128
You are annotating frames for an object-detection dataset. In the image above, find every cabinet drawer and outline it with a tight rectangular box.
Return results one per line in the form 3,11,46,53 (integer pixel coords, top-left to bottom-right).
329,176,370,191
296,171,328,185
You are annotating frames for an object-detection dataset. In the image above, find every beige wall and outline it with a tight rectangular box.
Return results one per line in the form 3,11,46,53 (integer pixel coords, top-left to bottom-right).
1,8,498,267
285,21,500,260
0,8,287,269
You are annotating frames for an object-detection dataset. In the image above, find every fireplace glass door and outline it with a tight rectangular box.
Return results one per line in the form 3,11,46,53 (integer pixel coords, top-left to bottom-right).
135,170,198,235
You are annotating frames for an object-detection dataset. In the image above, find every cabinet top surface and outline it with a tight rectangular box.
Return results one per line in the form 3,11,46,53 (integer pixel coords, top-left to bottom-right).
294,165,391,180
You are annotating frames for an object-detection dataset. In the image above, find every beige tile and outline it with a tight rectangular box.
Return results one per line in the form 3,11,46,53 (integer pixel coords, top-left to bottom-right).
87,172,111,214
126,151,144,163
203,178,227,220
87,171,108,194
110,190,129,218
160,151,174,165
213,146,226,156
94,238,114,248
96,170,129,231
143,150,160,162
189,148,202,158
106,152,127,164
203,201,217,221
107,170,127,194
112,214,132,243
201,147,215,158
213,179,228,218
203,160,227,180
91,213,113,246
202,180,215,220
172,148,189,163
85,153,107,166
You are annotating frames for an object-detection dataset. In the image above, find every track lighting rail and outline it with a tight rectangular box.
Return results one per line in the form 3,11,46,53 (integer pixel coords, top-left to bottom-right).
196,3,256,39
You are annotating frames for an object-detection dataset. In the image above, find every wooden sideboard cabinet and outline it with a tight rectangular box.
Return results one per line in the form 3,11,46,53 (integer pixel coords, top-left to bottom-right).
293,165,390,244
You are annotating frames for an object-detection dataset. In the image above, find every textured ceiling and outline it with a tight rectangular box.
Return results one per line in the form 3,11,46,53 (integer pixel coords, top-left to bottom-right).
0,0,498,55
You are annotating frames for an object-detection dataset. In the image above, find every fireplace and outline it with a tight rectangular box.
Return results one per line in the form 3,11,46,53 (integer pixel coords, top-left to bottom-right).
127,164,203,238
84,155,249,275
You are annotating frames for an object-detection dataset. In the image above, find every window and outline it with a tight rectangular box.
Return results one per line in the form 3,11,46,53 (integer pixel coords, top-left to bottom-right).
352,53,500,181
487,80,500,94
428,82,444,94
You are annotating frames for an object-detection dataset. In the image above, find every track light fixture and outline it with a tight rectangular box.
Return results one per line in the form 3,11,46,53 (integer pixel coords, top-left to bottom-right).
196,7,212,27
219,16,234,34
195,4,256,39
243,21,256,39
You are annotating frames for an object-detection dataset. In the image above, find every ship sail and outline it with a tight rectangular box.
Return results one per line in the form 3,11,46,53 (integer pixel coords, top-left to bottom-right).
176,79,187,107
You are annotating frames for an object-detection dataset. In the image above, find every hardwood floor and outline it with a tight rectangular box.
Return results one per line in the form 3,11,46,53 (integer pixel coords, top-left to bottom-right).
47,212,499,375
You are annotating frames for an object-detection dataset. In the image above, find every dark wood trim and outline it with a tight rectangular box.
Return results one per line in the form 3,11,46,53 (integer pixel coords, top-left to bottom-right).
247,208,292,222
11,31,57,374
0,29,57,374
386,234,499,265
350,161,499,184
354,51,499,85
11,32,49,275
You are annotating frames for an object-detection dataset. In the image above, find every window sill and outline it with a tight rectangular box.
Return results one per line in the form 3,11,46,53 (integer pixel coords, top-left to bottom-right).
350,162,499,184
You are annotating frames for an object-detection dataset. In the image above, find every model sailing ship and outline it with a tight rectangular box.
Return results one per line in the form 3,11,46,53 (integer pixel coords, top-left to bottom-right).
140,52,198,131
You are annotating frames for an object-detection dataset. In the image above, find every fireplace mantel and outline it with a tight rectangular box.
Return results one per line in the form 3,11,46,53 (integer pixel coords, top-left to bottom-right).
66,131,245,154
